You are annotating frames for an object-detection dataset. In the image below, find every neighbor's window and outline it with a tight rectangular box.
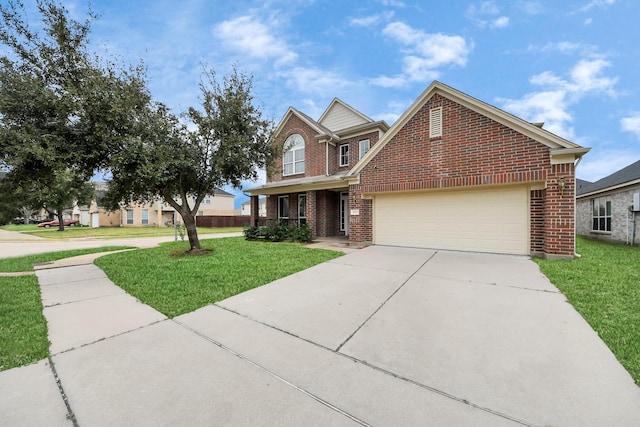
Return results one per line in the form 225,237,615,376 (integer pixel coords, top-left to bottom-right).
591,196,611,232
203,196,211,204
283,134,305,175
126,209,134,225
278,196,289,219
359,139,370,159
430,107,442,138
339,144,349,167
141,209,149,225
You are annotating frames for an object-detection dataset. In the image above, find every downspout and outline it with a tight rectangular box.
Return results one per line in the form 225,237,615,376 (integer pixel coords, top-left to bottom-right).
325,141,329,176
574,156,583,258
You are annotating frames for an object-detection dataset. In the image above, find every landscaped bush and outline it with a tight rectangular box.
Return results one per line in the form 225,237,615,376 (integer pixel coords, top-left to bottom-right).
244,220,313,243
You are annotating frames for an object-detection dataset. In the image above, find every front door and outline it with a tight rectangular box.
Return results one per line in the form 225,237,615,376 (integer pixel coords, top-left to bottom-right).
340,192,349,236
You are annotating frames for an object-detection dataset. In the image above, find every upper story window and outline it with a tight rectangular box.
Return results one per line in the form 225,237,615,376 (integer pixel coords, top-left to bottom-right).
283,134,305,176
430,107,442,138
203,196,211,204
339,144,349,167
591,196,611,232
359,139,370,160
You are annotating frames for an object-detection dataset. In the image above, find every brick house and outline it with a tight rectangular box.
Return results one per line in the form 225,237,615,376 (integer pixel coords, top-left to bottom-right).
247,81,589,259
576,160,640,245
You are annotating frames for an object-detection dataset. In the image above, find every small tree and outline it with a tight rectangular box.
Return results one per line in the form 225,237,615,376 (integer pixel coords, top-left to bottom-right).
106,66,275,252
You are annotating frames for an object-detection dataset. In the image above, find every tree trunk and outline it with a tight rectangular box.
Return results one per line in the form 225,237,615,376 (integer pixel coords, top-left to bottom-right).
182,212,200,251
56,208,65,232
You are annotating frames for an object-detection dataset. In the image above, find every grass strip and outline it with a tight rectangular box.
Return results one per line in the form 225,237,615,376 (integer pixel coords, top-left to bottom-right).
0,247,134,273
535,236,640,386
95,237,343,318
0,275,50,371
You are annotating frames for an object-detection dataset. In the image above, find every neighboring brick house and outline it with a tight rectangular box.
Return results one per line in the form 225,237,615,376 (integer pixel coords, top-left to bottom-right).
576,160,640,245
89,186,235,227
247,81,590,258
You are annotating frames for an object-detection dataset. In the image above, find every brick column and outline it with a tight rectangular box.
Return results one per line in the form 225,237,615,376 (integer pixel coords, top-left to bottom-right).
543,163,576,259
250,195,259,226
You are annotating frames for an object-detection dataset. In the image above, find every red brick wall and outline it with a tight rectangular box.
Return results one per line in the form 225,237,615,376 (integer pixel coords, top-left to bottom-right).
269,115,324,182
349,93,575,257
335,131,381,173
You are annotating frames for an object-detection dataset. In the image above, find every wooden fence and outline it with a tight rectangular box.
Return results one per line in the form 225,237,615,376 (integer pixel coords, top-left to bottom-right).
195,215,251,228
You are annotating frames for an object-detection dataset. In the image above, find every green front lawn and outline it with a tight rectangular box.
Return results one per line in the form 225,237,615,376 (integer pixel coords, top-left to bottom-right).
0,275,50,371
535,236,640,386
95,237,343,318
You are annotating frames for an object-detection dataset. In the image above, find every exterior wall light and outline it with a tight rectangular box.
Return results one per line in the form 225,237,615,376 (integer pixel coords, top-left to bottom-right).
558,178,566,196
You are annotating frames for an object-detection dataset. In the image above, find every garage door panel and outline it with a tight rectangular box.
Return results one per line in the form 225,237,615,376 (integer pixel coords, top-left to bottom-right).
374,187,528,255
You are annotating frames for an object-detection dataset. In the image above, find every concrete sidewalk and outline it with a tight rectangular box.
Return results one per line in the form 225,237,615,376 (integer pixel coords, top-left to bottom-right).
1,246,639,426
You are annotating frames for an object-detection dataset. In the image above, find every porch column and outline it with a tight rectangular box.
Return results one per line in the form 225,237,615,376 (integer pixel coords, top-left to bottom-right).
250,195,260,226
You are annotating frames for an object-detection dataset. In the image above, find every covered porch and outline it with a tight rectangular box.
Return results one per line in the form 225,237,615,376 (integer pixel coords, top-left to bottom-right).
245,175,350,239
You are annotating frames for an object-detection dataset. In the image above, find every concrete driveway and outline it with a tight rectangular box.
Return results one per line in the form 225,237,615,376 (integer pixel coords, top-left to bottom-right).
2,246,639,426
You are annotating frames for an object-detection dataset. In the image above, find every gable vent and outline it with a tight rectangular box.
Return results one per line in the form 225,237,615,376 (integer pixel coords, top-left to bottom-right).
430,107,442,138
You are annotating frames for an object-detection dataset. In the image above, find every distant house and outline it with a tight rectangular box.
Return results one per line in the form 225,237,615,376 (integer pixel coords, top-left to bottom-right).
576,160,640,245
240,197,266,217
88,186,235,227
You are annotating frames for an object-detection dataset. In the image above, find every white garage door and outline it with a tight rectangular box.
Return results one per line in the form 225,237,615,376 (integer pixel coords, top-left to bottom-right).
374,186,529,255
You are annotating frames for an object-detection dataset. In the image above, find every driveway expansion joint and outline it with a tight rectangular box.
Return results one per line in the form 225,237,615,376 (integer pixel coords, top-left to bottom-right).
173,318,373,426
335,250,439,352
191,305,535,427
48,357,78,427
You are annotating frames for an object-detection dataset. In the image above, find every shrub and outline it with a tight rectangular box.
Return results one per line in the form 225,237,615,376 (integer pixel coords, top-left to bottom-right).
244,221,313,243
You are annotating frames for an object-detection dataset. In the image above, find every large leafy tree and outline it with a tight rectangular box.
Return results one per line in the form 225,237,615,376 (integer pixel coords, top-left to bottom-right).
105,67,275,252
0,1,149,230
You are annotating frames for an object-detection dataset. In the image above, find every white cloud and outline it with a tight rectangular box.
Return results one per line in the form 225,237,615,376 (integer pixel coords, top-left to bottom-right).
500,90,575,138
530,41,587,54
349,11,394,27
576,0,617,13
467,1,510,28
621,113,640,139
490,16,510,28
380,0,406,7
372,21,470,87
283,66,353,95
517,1,543,15
214,15,297,66
498,58,618,140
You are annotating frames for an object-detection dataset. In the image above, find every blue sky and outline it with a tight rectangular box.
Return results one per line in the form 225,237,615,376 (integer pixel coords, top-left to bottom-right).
24,0,640,204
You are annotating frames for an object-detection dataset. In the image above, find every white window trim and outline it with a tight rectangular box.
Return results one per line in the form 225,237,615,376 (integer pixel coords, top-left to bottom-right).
141,209,149,225
339,144,349,167
591,196,612,232
283,134,305,176
430,107,442,138
278,196,289,219
359,139,370,160
298,194,307,219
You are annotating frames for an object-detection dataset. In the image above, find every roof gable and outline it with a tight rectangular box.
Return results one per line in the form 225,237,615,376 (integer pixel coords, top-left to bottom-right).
318,98,373,132
577,159,640,196
272,107,337,143
350,81,590,176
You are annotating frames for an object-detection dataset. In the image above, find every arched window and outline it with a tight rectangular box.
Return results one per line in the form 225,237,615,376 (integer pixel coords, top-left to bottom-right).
283,134,305,175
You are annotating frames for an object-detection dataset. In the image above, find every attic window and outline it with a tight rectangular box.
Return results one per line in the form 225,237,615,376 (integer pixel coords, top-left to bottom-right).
429,107,442,138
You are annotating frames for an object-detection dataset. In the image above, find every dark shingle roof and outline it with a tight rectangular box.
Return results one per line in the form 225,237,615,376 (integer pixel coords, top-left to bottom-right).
577,159,640,196
575,179,593,195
